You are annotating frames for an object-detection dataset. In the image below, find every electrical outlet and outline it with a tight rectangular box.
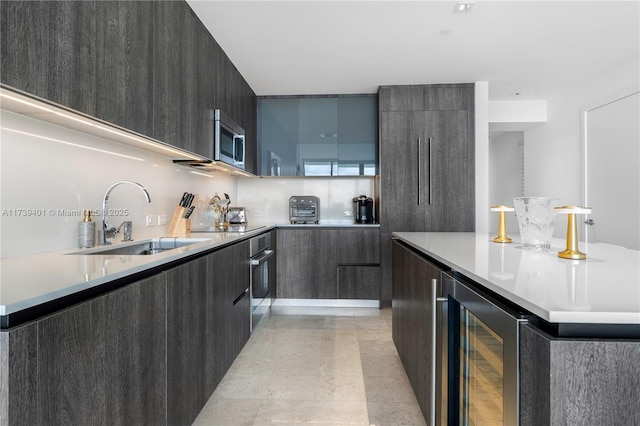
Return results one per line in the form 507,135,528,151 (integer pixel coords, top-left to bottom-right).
254,210,264,217
157,214,167,225
344,210,352,217
146,215,156,226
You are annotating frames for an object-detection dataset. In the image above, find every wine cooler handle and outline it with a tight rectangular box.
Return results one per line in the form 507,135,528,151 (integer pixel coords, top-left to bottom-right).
433,278,448,426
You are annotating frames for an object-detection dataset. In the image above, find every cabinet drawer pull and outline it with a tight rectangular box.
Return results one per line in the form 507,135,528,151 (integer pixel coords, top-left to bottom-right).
417,137,421,205
428,137,432,205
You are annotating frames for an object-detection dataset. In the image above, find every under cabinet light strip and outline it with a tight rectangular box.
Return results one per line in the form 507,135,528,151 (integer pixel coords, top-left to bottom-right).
0,89,203,161
1,127,145,162
190,171,214,178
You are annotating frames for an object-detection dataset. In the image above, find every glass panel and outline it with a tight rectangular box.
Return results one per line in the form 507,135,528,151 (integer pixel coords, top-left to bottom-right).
460,308,504,426
258,96,377,176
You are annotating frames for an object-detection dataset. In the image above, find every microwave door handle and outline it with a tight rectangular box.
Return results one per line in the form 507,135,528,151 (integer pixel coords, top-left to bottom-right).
232,135,237,163
233,134,245,165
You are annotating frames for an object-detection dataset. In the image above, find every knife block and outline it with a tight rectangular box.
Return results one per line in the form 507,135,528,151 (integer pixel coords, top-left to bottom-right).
167,206,191,237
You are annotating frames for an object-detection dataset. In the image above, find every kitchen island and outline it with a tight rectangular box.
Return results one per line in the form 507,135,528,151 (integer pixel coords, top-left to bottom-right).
392,232,640,425
394,231,640,328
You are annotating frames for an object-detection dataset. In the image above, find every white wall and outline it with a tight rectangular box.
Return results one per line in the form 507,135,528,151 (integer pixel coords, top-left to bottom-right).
489,132,523,235
523,57,639,237
0,110,237,258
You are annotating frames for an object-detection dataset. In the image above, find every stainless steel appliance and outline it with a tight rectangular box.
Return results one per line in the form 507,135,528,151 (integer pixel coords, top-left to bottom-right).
250,232,274,329
436,272,528,425
214,109,245,170
227,207,248,224
352,195,374,224
289,196,320,224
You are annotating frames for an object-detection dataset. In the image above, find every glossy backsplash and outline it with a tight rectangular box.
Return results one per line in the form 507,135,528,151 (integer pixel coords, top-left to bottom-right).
236,176,375,224
0,110,236,258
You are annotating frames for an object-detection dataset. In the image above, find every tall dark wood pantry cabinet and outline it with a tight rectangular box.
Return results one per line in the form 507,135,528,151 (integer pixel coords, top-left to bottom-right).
378,84,475,304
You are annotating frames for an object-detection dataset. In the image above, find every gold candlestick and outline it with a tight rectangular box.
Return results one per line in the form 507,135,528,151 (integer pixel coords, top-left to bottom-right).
555,206,592,259
491,205,514,243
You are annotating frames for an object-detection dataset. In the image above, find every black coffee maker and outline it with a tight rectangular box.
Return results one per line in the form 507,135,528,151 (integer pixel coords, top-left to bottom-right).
352,195,374,224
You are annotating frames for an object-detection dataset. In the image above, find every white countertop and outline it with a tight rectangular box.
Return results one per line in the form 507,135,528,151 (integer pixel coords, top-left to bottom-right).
393,232,640,324
0,222,379,323
0,226,274,318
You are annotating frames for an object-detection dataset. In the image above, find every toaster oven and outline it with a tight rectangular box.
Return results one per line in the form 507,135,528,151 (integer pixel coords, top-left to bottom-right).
289,196,319,224
227,207,248,224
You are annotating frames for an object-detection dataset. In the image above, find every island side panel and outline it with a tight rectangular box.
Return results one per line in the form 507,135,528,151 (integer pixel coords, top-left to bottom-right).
520,323,640,425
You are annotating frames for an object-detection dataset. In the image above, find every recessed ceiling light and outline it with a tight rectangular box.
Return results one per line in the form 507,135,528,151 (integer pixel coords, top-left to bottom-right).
453,2,475,13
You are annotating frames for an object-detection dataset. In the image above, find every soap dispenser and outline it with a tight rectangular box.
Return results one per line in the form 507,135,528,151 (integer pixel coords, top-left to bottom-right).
78,209,96,248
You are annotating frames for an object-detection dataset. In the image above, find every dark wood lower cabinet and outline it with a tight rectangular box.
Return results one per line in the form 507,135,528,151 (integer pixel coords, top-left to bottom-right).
337,265,381,299
276,228,380,300
0,323,37,426
37,273,167,426
520,323,640,425
392,240,440,422
167,258,209,426
232,241,251,358
206,247,234,395
167,241,250,426
0,238,254,426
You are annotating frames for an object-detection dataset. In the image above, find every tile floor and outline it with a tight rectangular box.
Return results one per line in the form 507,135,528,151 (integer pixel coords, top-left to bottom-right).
192,306,427,426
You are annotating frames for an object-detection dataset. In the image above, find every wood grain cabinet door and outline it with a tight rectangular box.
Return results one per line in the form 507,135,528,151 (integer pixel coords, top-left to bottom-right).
37,273,167,426
391,241,442,423
380,111,428,233
166,257,209,426
1,1,155,137
422,110,475,232
276,229,339,299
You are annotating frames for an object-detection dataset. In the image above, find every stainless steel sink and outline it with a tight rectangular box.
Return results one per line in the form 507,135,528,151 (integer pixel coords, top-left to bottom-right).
69,237,210,256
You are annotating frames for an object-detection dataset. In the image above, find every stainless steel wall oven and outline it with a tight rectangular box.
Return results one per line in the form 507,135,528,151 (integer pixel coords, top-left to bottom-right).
436,271,529,425
250,232,274,329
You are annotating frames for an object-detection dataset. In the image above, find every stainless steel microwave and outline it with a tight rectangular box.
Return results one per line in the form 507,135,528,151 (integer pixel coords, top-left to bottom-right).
214,109,245,170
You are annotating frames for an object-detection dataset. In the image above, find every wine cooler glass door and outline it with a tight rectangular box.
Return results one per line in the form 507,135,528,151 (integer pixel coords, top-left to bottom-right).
460,308,504,425
440,272,526,426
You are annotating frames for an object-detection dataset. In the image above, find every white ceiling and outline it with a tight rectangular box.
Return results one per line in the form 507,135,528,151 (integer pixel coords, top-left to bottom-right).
186,1,640,99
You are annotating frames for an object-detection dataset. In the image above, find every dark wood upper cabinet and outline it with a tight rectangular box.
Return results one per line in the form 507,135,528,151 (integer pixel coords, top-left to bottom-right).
1,0,257,172
153,1,213,159
378,84,475,233
0,1,155,137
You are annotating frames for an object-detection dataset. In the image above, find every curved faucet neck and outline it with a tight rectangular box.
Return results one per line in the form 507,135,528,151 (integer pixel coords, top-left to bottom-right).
102,180,151,231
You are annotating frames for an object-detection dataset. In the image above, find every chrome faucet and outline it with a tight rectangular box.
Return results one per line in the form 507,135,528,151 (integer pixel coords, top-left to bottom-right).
99,180,151,245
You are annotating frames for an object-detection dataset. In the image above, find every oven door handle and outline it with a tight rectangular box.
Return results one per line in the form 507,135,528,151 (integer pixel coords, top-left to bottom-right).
250,249,274,266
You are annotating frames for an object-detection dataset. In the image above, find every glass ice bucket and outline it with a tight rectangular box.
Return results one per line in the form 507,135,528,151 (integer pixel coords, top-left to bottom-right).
513,197,558,251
